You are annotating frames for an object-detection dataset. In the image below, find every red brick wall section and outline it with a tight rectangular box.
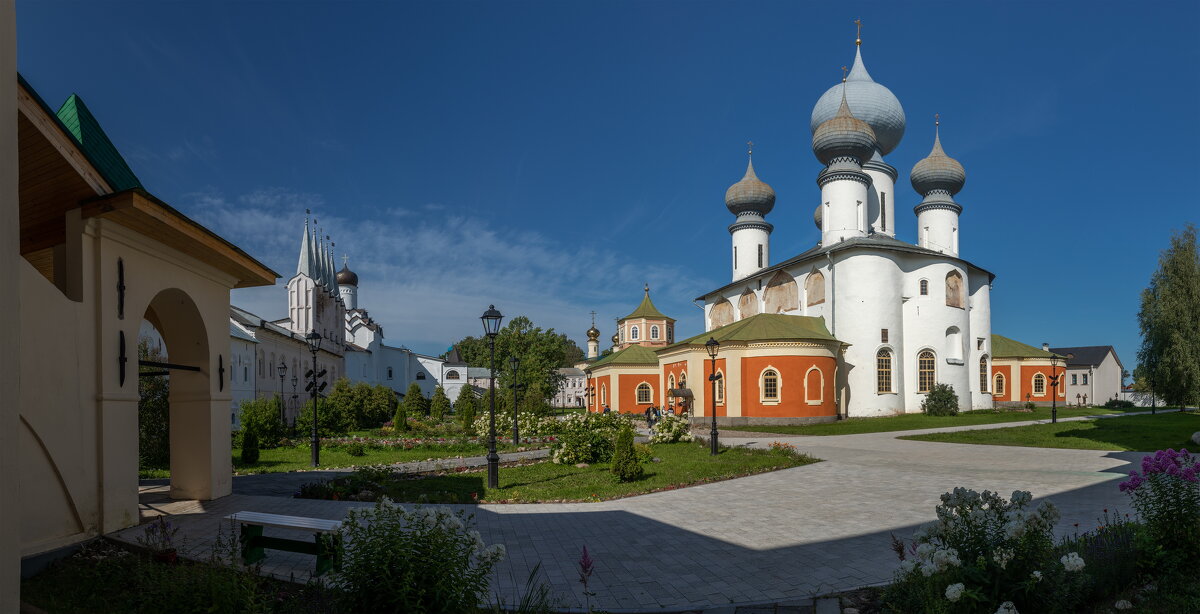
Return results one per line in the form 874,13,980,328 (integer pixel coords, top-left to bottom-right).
992,365,1012,402
739,355,837,418
618,373,657,414
1022,365,1067,402
663,360,689,412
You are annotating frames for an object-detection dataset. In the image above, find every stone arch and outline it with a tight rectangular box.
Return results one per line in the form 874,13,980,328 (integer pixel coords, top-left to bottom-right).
765,271,799,314
804,270,825,307
945,271,964,308
710,299,734,329
142,288,217,501
738,288,759,320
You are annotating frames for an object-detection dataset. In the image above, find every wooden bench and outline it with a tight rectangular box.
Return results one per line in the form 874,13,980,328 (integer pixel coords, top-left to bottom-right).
224,511,343,576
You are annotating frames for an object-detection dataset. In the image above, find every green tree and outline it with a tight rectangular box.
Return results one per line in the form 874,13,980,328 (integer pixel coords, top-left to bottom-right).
364,384,398,428
401,382,429,419
137,338,170,469
295,398,353,438
238,397,285,448
1137,224,1200,409
610,424,644,482
325,378,366,428
429,385,451,421
448,315,575,415
454,386,478,430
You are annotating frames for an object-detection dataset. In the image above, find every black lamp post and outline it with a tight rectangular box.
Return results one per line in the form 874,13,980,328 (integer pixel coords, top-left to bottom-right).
509,354,520,444
305,330,322,467
1049,352,1061,424
705,337,721,456
276,360,288,426
481,305,504,488
290,374,298,430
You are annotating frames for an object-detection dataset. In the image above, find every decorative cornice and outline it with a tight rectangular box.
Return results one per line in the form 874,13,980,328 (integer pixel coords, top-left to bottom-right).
728,218,774,234
817,167,870,187
862,158,898,181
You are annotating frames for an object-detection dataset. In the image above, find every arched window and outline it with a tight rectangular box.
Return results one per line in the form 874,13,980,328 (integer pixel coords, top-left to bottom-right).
918,350,936,393
715,371,724,403
979,356,989,392
805,367,824,404
668,374,675,391
761,369,779,401
919,279,929,296
994,373,1006,396
679,372,687,388
667,323,674,342
416,372,426,380
876,349,893,394
650,325,660,340
945,271,965,308
387,367,393,380
258,351,265,377
1033,373,1046,396
803,271,824,308
631,325,640,340
446,370,460,380
636,383,652,404
601,384,607,405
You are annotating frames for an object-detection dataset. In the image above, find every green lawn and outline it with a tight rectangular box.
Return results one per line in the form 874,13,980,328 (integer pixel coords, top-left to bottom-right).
899,412,1198,451
138,441,548,478
299,442,819,503
721,406,1144,437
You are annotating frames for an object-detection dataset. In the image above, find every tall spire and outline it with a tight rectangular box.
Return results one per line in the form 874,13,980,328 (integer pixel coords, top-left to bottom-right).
328,239,339,295
297,209,315,278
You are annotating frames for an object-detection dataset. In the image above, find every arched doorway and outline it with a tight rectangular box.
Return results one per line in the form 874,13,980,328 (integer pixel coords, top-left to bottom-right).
142,288,217,500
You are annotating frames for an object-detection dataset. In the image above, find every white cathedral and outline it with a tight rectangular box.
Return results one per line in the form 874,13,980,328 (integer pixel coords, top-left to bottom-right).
700,34,994,417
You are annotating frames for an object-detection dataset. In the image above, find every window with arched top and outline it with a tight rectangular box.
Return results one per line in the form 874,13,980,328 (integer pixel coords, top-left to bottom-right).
805,367,824,405
679,372,687,388
716,370,724,403
764,270,799,313
804,271,825,307
876,349,893,394
416,372,426,380
918,350,936,393
945,271,965,308
979,357,989,392
650,325,660,340
993,373,1006,396
668,374,675,391
761,369,779,401
636,383,652,404
446,370,460,380
387,367,393,380
631,325,640,340
601,384,606,405
919,279,929,296
1033,373,1046,396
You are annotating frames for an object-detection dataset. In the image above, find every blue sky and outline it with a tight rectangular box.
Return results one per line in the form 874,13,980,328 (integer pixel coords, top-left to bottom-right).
16,1,1199,366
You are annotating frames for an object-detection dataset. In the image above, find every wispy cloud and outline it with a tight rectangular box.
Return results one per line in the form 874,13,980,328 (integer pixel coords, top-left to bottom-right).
186,188,711,355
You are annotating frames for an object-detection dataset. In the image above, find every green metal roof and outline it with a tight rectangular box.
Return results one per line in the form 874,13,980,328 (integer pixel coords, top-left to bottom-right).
587,344,660,369
621,288,672,321
56,94,142,191
992,334,1063,359
667,313,839,349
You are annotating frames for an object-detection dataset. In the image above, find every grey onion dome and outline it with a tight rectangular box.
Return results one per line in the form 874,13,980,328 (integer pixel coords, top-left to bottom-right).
336,264,359,286
910,125,966,196
586,325,600,341
724,158,776,216
812,91,878,165
810,46,906,155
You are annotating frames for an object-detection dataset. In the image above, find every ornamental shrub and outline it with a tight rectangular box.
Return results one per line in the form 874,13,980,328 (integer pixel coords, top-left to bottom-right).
295,398,353,438
402,382,430,417
334,502,506,613
237,397,285,448
550,412,631,465
922,383,960,416
430,386,452,421
884,487,1090,614
1119,448,1200,559
1103,398,1135,409
472,410,557,440
345,442,366,457
610,425,644,482
648,413,694,443
239,429,260,464
455,387,478,432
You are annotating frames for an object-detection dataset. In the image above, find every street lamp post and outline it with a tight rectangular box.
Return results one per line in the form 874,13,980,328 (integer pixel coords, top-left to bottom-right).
1049,352,1061,424
509,354,520,444
481,305,504,488
705,337,721,456
290,374,298,431
276,360,287,427
305,331,322,467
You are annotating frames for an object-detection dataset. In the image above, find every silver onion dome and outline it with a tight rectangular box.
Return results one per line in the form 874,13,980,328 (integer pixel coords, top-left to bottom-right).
812,91,877,165
911,123,966,196
724,157,776,216
810,45,906,156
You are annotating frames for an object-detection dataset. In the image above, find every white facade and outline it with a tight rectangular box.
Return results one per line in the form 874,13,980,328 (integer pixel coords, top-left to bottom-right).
1050,346,1125,406
229,322,258,428
552,368,587,408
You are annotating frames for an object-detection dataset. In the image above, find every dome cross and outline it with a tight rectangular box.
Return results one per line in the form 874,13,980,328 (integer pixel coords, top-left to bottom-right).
855,18,862,46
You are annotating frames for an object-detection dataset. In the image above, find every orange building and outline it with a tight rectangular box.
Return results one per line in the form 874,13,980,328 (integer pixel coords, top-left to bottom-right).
584,287,846,425
990,335,1067,407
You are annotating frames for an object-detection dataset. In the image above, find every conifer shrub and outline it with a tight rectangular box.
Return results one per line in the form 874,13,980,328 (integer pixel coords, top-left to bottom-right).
240,429,260,464
455,388,478,432
237,397,285,448
610,425,644,482
921,383,960,416
430,386,452,421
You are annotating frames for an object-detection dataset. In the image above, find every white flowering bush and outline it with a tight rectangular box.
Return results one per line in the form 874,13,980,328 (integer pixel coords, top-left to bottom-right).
334,500,506,612
648,413,694,443
550,411,632,465
472,409,558,439
885,487,1090,613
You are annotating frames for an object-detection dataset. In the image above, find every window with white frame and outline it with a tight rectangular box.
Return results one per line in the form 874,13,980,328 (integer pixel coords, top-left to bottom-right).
636,383,652,404
650,325,660,340
761,369,779,401
631,326,639,341
994,373,1006,396
805,367,823,405
1033,373,1046,396
716,370,724,403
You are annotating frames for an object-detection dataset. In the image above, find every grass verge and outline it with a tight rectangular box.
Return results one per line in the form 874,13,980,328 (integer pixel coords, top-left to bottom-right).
898,412,1197,451
297,441,819,503
721,406,1146,436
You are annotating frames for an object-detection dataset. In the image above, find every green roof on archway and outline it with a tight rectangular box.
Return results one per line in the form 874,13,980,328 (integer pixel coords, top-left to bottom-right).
666,313,839,349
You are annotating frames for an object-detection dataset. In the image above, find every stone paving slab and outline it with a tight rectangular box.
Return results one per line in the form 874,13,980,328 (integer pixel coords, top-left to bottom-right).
121,411,1182,612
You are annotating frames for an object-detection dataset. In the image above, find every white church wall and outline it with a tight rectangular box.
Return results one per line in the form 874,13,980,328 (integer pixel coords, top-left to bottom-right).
863,166,896,237
967,274,993,409
731,226,770,281
229,336,257,428
836,251,905,417
821,179,869,245
916,208,960,257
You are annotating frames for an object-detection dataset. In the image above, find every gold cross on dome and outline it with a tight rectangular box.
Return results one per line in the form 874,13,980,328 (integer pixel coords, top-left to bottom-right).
343,255,349,266
935,113,940,126
855,19,862,44
841,65,848,81
590,310,596,327
747,140,753,156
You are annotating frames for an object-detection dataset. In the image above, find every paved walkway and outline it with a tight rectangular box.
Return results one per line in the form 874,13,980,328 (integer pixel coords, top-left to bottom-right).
119,410,1182,613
